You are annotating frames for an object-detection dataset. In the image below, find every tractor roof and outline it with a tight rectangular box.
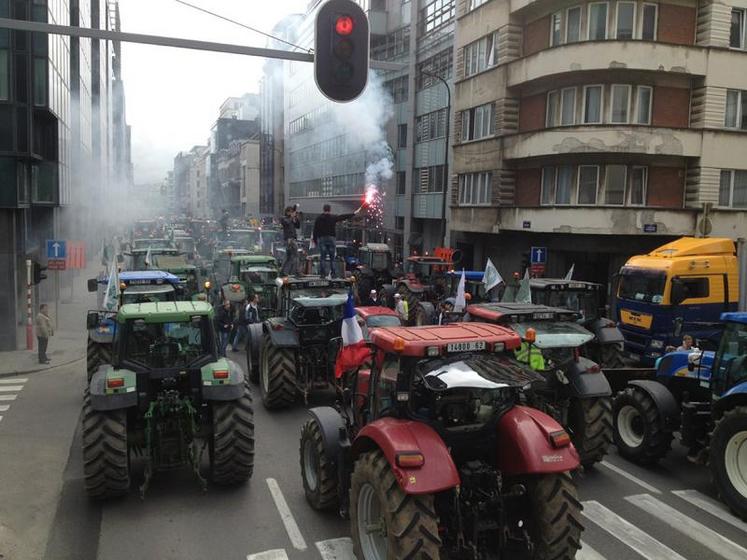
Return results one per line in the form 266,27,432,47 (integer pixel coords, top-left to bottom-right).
231,255,277,265
123,284,176,294
446,270,485,282
467,303,580,323
721,312,747,325
356,306,399,319
117,301,212,323
371,323,521,356
283,276,352,289
120,270,180,284
361,243,390,252
529,278,601,290
406,256,451,265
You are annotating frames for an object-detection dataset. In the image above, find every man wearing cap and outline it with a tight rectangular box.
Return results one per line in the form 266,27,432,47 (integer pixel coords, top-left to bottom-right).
394,293,409,323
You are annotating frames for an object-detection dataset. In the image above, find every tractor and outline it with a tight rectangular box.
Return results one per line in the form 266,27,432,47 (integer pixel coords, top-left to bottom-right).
466,302,613,468
612,312,747,519
82,301,254,498
299,322,583,559
256,277,353,408
352,243,394,297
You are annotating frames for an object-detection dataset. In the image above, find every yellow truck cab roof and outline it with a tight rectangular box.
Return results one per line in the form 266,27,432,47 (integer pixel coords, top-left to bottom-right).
625,237,736,271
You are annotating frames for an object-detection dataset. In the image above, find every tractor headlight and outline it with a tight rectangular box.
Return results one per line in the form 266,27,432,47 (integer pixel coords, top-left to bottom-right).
426,346,440,357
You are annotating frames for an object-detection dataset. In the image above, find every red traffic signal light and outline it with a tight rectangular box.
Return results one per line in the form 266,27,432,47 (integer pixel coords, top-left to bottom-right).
335,15,354,36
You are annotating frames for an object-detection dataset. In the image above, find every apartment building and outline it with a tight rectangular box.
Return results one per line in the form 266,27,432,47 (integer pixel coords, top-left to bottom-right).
450,0,747,283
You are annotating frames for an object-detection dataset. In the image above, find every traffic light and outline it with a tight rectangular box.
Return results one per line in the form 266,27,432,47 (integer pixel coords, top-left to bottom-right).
314,0,369,102
32,261,47,285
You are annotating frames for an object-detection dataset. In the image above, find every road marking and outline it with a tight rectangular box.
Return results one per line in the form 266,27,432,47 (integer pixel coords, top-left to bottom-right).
316,537,354,559
0,394,18,401
246,550,288,560
626,493,747,560
0,405,8,412
673,489,747,534
599,460,662,494
582,500,686,560
0,378,27,384
577,541,606,560
266,478,307,551
0,386,24,392
0,415,3,422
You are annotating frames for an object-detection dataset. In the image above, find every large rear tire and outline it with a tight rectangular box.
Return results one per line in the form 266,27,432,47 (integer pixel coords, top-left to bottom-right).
709,406,747,520
210,382,255,485
613,387,673,464
259,333,297,410
299,419,338,511
569,397,612,468
81,390,130,499
599,342,626,369
350,450,441,560
525,472,583,560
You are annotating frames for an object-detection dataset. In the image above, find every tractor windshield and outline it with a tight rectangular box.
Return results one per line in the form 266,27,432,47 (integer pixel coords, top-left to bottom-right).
711,321,747,393
365,315,402,328
534,290,598,321
240,268,277,285
370,252,389,270
123,317,212,368
121,285,177,305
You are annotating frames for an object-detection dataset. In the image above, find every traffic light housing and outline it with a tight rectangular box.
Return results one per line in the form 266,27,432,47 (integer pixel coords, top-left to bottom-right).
33,261,47,285
314,0,369,102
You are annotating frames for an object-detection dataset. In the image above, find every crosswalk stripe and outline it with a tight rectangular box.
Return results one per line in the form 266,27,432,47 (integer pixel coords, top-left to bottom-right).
599,460,662,494
246,550,288,560
626,493,747,560
0,405,8,412
577,541,606,560
0,386,23,392
0,378,26,384
672,489,747,534
266,478,308,551
582,500,687,560
316,537,354,559
0,395,17,401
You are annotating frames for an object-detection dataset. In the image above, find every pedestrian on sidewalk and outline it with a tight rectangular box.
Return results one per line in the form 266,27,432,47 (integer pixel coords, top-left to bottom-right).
312,204,361,278
280,205,301,276
35,303,53,364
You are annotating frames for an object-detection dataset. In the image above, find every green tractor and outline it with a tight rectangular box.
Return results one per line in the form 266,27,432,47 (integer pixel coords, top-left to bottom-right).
82,301,254,499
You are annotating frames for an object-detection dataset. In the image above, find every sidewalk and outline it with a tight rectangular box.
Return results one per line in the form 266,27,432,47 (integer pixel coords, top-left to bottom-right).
1,261,104,378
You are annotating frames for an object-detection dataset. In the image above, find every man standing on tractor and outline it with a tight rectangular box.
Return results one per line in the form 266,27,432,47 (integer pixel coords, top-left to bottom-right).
280,205,301,276
312,204,361,278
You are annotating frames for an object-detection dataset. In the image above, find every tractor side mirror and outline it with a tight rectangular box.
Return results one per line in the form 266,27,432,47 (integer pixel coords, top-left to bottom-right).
87,278,98,292
86,311,100,330
671,278,687,306
673,317,684,339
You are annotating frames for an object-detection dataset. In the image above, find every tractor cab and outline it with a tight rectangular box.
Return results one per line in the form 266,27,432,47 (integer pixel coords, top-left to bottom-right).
221,228,260,252
446,270,491,302
528,278,602,323
221,255,279,315
131,238,176,251
357,243,392,272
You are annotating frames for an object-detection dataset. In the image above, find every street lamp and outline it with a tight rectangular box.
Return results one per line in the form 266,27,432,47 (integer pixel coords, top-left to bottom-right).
419,67,451,248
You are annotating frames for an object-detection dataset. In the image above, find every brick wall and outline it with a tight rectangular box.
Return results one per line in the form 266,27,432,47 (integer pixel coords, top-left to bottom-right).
658,4,696,45
518,93,546,132
523,16,549,56
514,168,542,206
648,167,685,208
652,87,690,128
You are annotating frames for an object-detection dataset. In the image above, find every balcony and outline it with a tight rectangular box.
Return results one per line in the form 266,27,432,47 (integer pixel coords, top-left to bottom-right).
507,41,707,88
412,192,444,219
503,126,702,160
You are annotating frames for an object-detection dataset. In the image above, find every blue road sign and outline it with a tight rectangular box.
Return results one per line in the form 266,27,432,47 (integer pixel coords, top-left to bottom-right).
530,246,547,265
46,239,66,259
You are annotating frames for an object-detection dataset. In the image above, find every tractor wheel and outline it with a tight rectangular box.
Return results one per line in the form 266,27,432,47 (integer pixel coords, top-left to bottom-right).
568,397,613,468
87,342,112,383
299,419,338,511
709,406,747,520
245,324,262,384
524,472,583,560
259,333,297,410
599,342,627,369
350,450,441,560
81,389,130,499
210,382,255,485
613,387,673,464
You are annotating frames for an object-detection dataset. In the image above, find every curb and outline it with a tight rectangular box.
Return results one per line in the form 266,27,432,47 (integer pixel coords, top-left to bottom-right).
0,353,85,378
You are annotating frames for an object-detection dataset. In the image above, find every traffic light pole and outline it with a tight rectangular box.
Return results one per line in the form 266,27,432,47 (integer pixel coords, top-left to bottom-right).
25,258,33,351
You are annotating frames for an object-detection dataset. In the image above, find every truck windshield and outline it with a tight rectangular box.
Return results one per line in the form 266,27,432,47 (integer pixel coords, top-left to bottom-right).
619,268,666,304
124,319,211,368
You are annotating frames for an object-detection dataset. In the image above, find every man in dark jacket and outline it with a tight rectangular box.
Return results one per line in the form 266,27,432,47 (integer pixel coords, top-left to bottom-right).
312,204,361,278
215,300,233,357
280,206,301,276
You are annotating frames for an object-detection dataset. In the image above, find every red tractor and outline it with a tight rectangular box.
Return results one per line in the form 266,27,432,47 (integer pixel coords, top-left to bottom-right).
299,323,583,559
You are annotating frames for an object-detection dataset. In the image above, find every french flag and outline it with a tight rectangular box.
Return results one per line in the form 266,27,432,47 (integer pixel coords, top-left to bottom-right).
335,291,371,379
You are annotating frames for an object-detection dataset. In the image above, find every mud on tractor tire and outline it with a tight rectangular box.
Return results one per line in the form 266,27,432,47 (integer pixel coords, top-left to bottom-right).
350,450,441,560
613,387,673,465
210,382,255,485
709,405,747,521
259,333,297,410
81,389,130,499
300,419,338,511
569,397,613,468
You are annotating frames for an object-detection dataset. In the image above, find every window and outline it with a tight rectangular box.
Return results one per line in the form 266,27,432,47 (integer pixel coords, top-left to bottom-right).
469,0,488,9
641,3,658,40
578,166,599,204
462,103,495,141
464,32,498,76
417,165,446,192
566,6,581,43
385,75,409,103
420,0,455,35
546,90,560,127
550,11,562,46
583,85,603,123
680,278,710,300
604,165,627,205
725,90,747,130
629,166,647,205
541,167,556,205
417,48,452,90
561,88,576,126
398,124,407,148
636,86,652,124
396,171,406,195
719,170,747,208
610,84,631,123
616,2,635,40
588,3,608,41
459,172,492,205
731,8,745,49
416,108,447,142
0,49,7,100
33,58,46,106
556,166,574,204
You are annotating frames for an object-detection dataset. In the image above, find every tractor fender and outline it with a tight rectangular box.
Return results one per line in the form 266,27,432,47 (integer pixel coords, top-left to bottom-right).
592,319,625,345
308,406,348,468
416,301,436,325
566,358,612,398
713,381,747,417
264,320,299,348
89,366,137,411
202,359,245,401
628,379,681,429
351,418,460,495
496,406,580,475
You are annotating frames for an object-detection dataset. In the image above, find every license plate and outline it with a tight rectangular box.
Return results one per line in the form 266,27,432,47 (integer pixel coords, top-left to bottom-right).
447,341,486,353
305,280,329,287
533,312,554,320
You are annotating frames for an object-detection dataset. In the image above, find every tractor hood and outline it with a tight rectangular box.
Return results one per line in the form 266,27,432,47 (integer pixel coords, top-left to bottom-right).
510,321,594,349
420,354,543,391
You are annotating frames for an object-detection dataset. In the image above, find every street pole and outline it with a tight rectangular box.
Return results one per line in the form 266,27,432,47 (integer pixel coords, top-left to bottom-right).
25,258,33,350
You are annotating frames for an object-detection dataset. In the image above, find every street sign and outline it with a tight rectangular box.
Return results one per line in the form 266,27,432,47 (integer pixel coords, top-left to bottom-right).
530,246,547,265
522,221,531,229
47,259,66,271
643,224,657,233
46,239,66,259
530,263,546,276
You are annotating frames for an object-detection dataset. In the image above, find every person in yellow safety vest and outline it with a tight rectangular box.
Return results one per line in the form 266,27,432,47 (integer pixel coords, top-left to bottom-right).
394,293,409,322
515,341,546,370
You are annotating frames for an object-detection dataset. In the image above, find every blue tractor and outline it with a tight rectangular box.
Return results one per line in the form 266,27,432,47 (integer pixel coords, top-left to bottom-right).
85,271,182,381
612,312,747,519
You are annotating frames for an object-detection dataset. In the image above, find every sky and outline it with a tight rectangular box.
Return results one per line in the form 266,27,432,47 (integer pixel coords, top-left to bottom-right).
118,0,309,184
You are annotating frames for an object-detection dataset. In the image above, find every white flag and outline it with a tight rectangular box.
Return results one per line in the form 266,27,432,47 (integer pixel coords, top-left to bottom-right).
482,258,503,291
102,261,119,311
564,264,575,280
454,269,467,312
145,246,152,268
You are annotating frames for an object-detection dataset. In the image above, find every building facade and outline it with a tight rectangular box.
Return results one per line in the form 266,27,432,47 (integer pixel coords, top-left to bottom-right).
451,0,747,282
240,137,260,217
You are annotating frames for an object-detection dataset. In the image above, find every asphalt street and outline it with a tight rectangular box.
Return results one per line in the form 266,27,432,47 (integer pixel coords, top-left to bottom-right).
0,356,745,560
